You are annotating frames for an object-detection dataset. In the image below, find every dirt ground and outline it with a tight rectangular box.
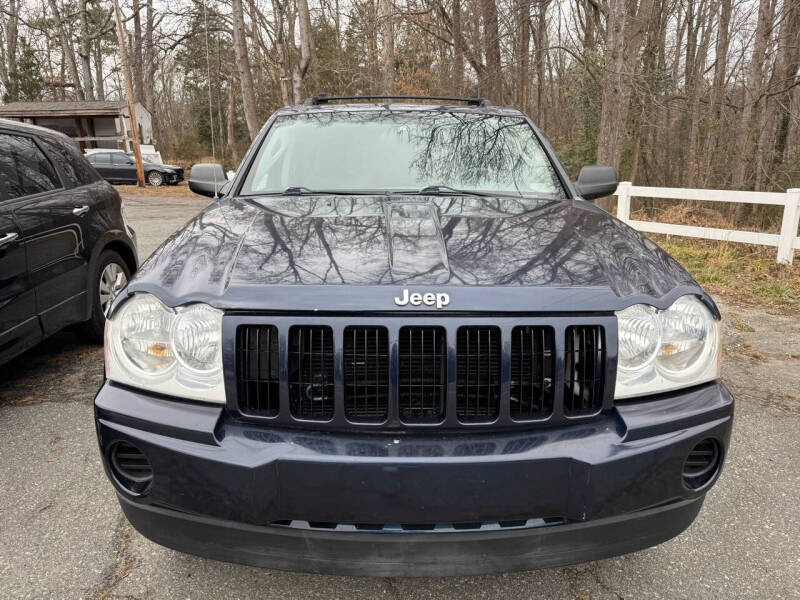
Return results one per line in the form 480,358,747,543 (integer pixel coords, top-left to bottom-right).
0,194,798,599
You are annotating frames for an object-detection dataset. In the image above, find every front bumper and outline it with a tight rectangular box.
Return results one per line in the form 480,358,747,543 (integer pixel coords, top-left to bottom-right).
95,380,733,576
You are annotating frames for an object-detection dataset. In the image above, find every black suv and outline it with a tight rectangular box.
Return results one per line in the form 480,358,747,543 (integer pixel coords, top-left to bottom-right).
86,151,184,187
95,97,732,576
0,119,137,365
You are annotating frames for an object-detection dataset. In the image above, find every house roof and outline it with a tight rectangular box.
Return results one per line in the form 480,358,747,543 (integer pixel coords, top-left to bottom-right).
0,100,149,118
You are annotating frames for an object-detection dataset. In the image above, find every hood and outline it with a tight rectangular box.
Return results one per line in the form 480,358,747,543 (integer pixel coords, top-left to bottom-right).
122,195,706,313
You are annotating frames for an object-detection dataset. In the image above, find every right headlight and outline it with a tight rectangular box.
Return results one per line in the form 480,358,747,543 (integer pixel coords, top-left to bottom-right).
615,295,720,399
105,293,225,403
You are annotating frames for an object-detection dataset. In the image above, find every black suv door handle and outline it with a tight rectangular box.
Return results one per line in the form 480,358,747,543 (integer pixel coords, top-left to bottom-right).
0,232,19,247
73,205,90,217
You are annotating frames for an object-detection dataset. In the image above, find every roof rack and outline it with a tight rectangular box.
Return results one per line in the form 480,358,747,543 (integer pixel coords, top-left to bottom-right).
303,94,493,107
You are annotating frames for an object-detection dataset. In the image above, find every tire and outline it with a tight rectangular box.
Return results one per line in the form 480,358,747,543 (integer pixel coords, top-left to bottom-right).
80,250,131,342
147,170,164,186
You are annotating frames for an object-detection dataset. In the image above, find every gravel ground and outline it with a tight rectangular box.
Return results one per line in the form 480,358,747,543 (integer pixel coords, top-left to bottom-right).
0,195,798,599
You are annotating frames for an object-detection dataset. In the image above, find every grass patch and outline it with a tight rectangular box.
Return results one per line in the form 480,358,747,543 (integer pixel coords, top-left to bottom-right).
648,235,800,312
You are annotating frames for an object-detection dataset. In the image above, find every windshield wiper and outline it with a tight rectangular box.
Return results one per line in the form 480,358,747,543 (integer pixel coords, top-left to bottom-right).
416,185,495,197
283,186,323,195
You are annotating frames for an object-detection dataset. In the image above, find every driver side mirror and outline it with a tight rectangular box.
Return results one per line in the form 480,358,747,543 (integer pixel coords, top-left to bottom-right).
189,163,229,198
574,165,618,201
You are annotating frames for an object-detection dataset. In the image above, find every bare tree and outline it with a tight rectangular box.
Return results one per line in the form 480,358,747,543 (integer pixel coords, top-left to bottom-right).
231,0,260,139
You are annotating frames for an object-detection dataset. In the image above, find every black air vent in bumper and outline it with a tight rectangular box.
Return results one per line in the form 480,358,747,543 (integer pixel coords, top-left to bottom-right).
343,326,390,422
289,326,335,421
398,326,446,423
456,326,501,422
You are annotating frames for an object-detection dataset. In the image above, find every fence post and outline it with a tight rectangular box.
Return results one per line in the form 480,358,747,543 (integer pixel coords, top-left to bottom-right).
777,188,800,264
616,181,632,223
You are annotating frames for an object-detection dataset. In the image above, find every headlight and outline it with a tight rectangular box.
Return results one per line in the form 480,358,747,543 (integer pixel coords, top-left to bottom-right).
105,293,225,403
615,295,720,399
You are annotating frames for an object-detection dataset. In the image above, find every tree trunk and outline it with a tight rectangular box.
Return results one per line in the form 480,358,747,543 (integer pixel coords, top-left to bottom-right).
231,0,260,140
292,0,316,101
379,0,394,93
480,0,502,103
78,0,94,100
227,78,237,164
95,39,105,100
47,0,85,100
533,0,548,124
771,1,800,172
596,0,654,195
702,0,731,186
452,0,464,93
732,0,773,189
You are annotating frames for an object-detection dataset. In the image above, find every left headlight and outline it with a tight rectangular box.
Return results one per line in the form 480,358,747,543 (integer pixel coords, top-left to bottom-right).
615,295,720,399
105,293,225,403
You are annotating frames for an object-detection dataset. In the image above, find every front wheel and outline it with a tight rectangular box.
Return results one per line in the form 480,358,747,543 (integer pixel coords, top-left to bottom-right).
80,250,131,342
147,171,164,186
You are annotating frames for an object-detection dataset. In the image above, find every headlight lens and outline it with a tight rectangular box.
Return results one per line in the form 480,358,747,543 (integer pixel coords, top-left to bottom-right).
615,295,720,399
106,293,225,403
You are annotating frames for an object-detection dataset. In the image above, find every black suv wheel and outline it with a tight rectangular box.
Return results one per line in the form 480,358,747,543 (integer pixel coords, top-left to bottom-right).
81,250,131,342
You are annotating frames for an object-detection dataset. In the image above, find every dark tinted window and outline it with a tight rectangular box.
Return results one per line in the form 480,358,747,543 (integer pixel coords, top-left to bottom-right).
112,153,133,165
0,133,61,199
37,137,84,187
64,144,101,184
92,153,111,165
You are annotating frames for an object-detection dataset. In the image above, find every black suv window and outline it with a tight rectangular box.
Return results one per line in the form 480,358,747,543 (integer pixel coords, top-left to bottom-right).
38,137,100,187
112,153,133,165
0,133,62,199
91,153,111,165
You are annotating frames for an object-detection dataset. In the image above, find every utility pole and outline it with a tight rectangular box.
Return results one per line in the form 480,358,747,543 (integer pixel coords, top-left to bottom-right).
111,0,145,187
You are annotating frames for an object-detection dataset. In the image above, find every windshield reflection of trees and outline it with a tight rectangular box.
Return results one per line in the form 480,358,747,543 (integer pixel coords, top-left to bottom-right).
264,111,563,195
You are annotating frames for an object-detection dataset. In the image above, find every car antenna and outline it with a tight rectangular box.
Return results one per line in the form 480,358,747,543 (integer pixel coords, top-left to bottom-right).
201,0,219,201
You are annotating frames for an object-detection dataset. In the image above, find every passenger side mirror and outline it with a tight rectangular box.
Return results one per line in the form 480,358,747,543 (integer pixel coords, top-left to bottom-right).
574,165,618,201
189,163,229,198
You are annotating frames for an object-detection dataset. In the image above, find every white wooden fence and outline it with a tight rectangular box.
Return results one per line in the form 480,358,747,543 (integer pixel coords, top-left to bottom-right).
613,182,800,264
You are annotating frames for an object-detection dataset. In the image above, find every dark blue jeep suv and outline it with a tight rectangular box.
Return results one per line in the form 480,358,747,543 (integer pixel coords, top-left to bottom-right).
94,96,732,576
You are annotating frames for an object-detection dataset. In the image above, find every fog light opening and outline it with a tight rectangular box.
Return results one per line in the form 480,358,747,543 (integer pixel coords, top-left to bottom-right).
682,438,721,491
109,440,153,496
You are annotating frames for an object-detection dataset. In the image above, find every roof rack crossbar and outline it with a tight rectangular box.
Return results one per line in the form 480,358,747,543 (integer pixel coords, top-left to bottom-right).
303,94,492,107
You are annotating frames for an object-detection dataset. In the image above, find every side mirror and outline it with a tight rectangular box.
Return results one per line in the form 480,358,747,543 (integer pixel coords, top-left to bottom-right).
574,165,618,201
189,163,229,198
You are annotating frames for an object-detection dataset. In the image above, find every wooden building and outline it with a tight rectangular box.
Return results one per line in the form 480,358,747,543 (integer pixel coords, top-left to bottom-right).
0,100,153,152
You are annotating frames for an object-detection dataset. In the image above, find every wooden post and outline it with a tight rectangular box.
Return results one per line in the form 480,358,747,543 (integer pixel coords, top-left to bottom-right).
615,181,633,223
777,188,800,264
111,0,145,187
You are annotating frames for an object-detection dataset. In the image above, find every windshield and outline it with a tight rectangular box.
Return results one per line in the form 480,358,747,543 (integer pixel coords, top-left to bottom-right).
240,111,565,197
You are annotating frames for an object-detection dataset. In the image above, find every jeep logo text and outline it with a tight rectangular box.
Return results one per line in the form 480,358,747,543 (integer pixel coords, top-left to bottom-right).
394,289,450,309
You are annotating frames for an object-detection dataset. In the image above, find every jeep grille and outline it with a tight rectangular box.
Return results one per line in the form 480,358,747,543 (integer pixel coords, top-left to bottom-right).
233,318,609,431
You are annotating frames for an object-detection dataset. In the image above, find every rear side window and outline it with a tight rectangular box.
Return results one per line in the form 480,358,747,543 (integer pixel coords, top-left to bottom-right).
112,153,132,165
0,133,62,199
92,153,111,164
38,137,101,187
